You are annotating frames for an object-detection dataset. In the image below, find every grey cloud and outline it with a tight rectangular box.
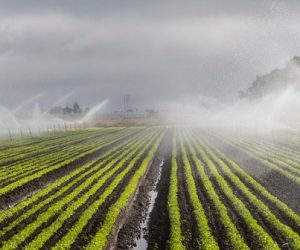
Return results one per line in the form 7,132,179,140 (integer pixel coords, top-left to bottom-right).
1,0,300,109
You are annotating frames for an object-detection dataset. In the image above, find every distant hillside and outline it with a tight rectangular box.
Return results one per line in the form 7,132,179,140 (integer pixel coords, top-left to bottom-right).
240,56,300,99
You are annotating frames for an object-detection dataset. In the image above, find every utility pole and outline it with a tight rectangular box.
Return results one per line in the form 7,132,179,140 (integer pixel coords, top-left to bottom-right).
124,94,131,111
123,94,130,118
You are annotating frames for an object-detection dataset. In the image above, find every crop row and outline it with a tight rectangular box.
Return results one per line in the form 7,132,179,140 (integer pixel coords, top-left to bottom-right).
167,132,185,250
85,130,164,249
229,133,300,163
216,132,300,172
0,128,164,249
209,132,300,185
0,128,128,172
0,128,118,165
0,128,133,185
23,131,161,250
198,132,300,234
0,129,91,152
0,128,141,196
192,129,300,249
0,129,119,180
167,128,300,249
0,129,153,233
179,131,246,249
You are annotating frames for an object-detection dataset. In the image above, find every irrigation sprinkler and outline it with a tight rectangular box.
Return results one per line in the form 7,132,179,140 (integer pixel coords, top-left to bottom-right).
28,128,33,138
285,128,289,144
7,128,12,141
64,123,68,132
20,128,23,138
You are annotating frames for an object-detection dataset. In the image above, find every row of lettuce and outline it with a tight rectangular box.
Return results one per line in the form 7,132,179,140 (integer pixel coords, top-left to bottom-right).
0,128,118,162
0,127,165,249
167,128,300,250
212,132,300,185
0,128,143,196
2,126,299,249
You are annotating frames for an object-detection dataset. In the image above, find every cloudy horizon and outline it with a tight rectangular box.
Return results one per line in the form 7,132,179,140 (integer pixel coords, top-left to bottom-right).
1,0,300,110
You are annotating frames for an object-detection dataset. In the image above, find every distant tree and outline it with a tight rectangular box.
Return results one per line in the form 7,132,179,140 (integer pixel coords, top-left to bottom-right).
240,56,300,100
63,106,73,114
73,102,82,113
84,107,90,113
49,106,63,114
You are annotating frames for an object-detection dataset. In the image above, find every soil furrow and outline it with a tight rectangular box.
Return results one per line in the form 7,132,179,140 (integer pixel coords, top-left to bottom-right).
177,154,200,249
0,129,143,210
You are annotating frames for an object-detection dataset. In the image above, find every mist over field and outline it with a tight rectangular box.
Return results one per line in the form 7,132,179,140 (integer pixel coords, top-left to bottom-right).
0,0,300,132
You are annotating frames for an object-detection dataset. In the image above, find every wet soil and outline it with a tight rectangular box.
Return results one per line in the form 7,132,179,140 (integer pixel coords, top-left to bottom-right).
101,130,172,250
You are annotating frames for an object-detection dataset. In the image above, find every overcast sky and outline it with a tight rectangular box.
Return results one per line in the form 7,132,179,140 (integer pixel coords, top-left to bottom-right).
1,0,300,109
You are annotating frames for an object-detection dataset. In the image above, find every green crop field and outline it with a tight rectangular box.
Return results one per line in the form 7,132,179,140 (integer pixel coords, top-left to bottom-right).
0,127,299,249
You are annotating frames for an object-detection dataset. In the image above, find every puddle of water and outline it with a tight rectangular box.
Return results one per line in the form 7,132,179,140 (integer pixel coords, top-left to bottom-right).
133,159,164,250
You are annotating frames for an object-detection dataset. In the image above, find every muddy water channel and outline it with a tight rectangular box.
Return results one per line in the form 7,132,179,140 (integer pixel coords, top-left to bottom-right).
133,160,164,250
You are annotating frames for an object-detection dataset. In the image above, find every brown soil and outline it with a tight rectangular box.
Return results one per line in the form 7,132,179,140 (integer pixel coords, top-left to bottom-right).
145,130,172,250
113,129,173,250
